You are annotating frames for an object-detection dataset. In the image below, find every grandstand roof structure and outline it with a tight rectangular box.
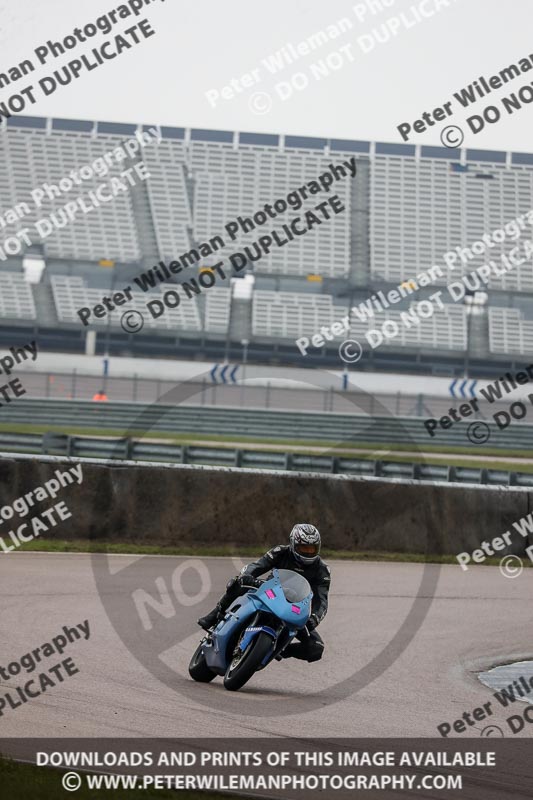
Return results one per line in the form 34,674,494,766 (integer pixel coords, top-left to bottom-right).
4,113,533,165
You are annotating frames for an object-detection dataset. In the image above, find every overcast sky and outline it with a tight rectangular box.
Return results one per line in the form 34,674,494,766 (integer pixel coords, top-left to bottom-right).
0,0,531,153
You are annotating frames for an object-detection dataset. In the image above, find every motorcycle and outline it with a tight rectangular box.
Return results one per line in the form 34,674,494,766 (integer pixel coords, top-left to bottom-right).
189,568,313,691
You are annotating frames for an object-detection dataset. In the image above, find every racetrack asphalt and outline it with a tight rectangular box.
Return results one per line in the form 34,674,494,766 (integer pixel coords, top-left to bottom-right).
0,553,530,739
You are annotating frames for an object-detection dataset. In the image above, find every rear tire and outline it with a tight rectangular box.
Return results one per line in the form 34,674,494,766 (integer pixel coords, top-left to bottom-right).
188,642,216,682
223,631,273,691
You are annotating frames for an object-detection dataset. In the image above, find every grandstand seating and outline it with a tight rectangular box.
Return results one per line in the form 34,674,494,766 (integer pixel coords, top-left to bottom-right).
191,144,351,278
252,291,348,338
0,124,352,278
371,153,533,289
485,248,533,292
51,275,201,332
252,290,466,351
143,141,192,258
0,272,36,319
488,307,533,355
348,303,467,351
204,287,231,334
1,116,533,364
0,127,141,262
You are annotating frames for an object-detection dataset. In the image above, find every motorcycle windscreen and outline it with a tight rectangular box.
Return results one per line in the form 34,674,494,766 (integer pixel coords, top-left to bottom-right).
277,569,312,603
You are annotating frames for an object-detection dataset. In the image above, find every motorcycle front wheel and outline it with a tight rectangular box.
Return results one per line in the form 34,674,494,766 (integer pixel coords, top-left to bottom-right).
223,631,273,691
188,641,216,682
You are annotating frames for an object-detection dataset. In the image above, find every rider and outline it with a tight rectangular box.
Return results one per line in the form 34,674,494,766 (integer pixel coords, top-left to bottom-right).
197,524,331,663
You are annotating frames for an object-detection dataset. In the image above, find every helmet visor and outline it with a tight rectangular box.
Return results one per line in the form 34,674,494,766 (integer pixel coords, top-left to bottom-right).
295,541,319,559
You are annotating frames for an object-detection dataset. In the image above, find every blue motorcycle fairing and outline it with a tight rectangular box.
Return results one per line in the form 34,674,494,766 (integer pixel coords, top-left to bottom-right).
254,569,312,628
202,569,312,675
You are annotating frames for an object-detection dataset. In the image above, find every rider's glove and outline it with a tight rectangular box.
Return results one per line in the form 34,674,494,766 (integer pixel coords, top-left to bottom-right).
306,614,319,632
239,574,261,588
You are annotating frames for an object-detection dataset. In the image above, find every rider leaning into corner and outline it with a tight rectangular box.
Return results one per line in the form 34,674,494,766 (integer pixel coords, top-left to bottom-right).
198,524,331,663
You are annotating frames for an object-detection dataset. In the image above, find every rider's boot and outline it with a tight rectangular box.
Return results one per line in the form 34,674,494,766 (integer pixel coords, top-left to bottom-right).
197,604,223,631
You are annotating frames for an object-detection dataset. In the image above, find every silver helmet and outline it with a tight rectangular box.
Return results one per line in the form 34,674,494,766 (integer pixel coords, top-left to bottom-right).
289,523,321,565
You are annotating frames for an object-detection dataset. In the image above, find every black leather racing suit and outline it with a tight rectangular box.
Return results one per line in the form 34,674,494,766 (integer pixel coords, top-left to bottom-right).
218,545,331,662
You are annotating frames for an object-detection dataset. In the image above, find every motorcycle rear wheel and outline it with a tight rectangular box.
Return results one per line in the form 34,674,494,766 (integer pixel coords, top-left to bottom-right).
223,631,273,691
189,641,216,682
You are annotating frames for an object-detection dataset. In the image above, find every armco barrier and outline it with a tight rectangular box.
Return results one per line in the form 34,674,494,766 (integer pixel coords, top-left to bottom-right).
4,398,533,450
1,430,532,486
0,453,531,556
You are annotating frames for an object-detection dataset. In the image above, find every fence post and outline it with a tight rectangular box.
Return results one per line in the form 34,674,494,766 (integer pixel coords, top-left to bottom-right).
71,369,77,400
46,374,50,398
265,382,271,408
133,374,138,402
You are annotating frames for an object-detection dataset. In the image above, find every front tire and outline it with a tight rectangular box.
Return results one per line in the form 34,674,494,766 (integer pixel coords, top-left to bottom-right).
223,631,273,691
189,642,216,682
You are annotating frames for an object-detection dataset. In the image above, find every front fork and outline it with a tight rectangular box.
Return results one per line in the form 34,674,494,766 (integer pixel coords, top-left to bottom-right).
256,611,300,663
236,610,288,665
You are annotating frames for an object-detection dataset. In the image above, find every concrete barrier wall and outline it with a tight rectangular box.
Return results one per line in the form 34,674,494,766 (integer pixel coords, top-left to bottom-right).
0,454,531,556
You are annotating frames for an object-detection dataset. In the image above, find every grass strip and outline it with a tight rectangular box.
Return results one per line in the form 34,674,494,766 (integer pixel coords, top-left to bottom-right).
0,756,242,800
0,421,532,466
8,538,529,569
